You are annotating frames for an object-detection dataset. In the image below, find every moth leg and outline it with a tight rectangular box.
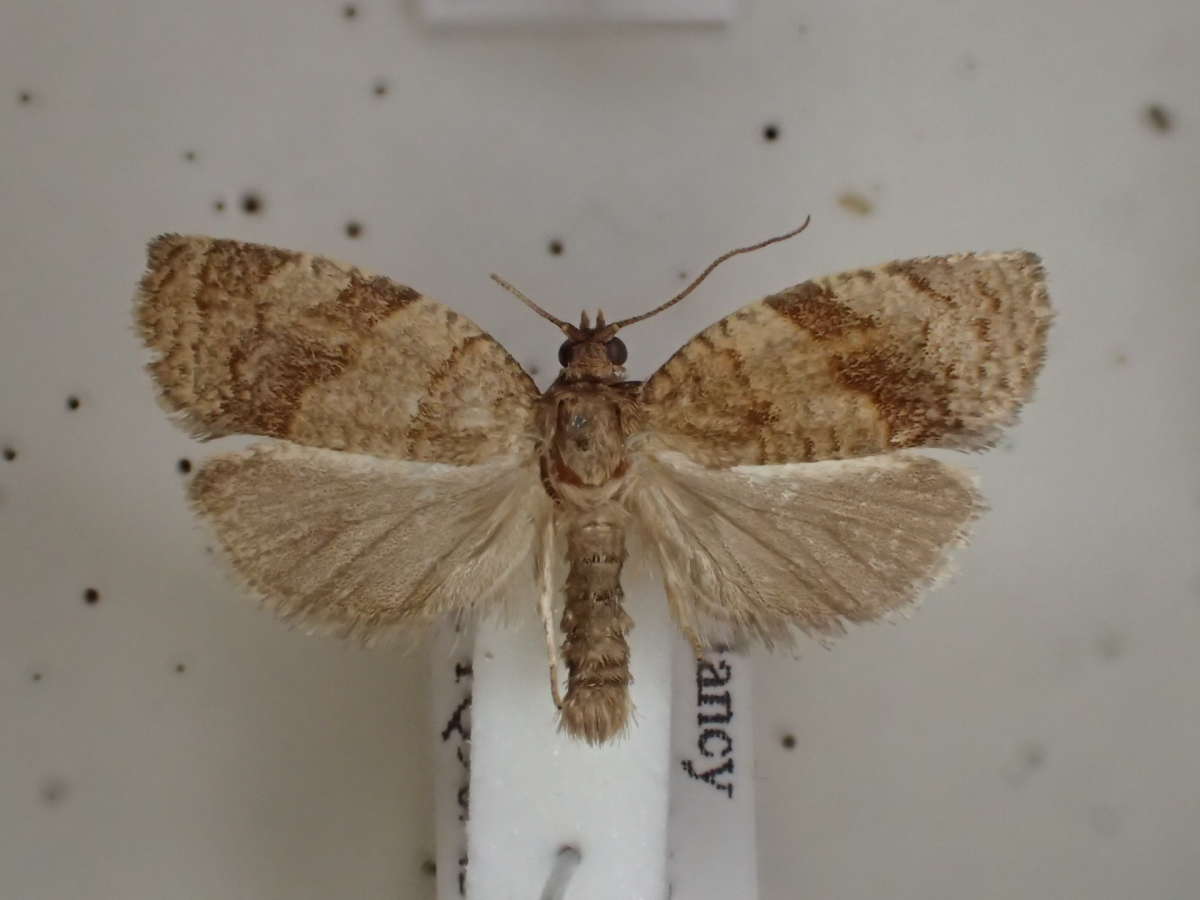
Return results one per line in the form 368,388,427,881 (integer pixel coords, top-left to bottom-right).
537,516,564,709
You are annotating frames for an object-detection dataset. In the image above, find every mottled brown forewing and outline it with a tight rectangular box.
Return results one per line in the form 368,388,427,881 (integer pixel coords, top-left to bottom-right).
136,235,540,464
640,252,1050,466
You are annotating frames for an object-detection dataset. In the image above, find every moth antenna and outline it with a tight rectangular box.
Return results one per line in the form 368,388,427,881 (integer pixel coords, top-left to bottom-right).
490,273,575,335
580,310,591,331
596,309,607,329
610,216,812,330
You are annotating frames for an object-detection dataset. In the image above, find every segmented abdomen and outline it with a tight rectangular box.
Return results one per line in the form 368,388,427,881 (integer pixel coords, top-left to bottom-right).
559,515,633,745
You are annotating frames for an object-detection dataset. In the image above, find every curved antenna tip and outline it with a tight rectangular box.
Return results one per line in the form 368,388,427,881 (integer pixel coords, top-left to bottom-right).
610,216,812,331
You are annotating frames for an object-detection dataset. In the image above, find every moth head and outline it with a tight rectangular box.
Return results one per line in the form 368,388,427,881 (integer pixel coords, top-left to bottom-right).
555,310,628,380
489,276,630,381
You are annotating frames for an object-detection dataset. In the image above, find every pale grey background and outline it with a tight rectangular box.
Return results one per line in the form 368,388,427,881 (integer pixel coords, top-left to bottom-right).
2,1,1198,898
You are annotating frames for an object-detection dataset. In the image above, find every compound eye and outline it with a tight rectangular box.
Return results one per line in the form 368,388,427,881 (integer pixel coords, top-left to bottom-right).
558,340,574,367
606,337,628,365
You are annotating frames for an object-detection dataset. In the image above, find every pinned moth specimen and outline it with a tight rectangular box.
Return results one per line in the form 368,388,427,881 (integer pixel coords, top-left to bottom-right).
135,221,1051,744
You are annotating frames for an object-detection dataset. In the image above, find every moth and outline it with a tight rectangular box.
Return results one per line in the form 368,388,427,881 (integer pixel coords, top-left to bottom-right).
135,221,1051,745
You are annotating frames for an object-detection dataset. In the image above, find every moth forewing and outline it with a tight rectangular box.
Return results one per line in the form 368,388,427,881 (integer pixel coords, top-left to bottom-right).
136,234,541,464
640,250,1050,466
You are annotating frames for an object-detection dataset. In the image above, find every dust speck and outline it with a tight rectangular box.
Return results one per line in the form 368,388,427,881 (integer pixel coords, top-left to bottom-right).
1143,103,1172,133
66,395,81,411
2,446,15,462
17,89,34,105
781,733,797,750
548,238,564,256
1005,740,1047,785
240,192,264,215
345,221,363,239
837,191,874,216
1094,629,1127,661
177,458,192,474
372,79,388,97
39,776,69,807
1022,743,1046,769
83,587,100,605
762,122,781,142
182,150,197,163
213,199,226,213
343,3,358,18
420,857,437,876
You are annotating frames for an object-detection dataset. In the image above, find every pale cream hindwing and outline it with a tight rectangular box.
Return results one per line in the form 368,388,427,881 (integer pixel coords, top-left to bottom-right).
640,252,1051,466
190,442,550,642
631,451,984,649
136,235,540,464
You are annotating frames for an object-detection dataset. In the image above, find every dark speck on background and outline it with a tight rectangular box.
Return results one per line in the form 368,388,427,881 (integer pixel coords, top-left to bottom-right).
240,192,264,215
39,776,69,807
1144,103,1173,133
762,123,780,142
17,89,33,105
345,221,363,239
1004,740,1047,786
1022,742,1046,769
